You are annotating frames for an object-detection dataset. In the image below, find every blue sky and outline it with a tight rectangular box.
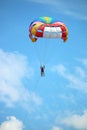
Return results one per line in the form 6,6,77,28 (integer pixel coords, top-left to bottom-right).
0,0,87,130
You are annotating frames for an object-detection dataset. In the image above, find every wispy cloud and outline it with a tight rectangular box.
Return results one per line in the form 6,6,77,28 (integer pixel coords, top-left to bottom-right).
0,49,42,112
61,110,87,130
27,0,87,20
0,116,24,130
64,10,87,21
77,58,87,67
51,60,87,93
59,94,76,105
52,126,62,130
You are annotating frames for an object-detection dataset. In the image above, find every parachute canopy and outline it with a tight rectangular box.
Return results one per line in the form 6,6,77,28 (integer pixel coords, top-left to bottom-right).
29,16,68,42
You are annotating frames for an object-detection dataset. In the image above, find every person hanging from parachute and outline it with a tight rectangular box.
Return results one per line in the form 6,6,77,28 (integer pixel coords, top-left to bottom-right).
40,65,45,77
29,16,68,76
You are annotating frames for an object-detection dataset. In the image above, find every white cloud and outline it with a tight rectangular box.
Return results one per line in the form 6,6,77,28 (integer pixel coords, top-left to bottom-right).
51,64,66,76
0,49,42,111
0,116,24,130
59,94,75,104
61,110,87,130
77,58,87,67
52,126,62,130
51,63,87,93
75,66,86,78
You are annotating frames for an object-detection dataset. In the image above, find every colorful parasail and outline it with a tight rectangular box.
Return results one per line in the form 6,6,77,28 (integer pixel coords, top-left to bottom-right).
29,16,68,42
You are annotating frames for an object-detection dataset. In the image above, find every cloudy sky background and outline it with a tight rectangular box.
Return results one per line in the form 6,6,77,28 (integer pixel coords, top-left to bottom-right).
0,0,87,130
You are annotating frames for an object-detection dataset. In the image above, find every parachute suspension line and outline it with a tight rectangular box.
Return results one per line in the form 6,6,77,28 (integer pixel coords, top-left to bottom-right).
36,38,48,67
44,38,53,65
33,38,47,66
46,38,62,64
40,38,48,66
39,39,45,65
36,38,45,66
43,38,49,65
36,39,42,65
40,42,45,65
40,38,51,66
32,41,41,65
